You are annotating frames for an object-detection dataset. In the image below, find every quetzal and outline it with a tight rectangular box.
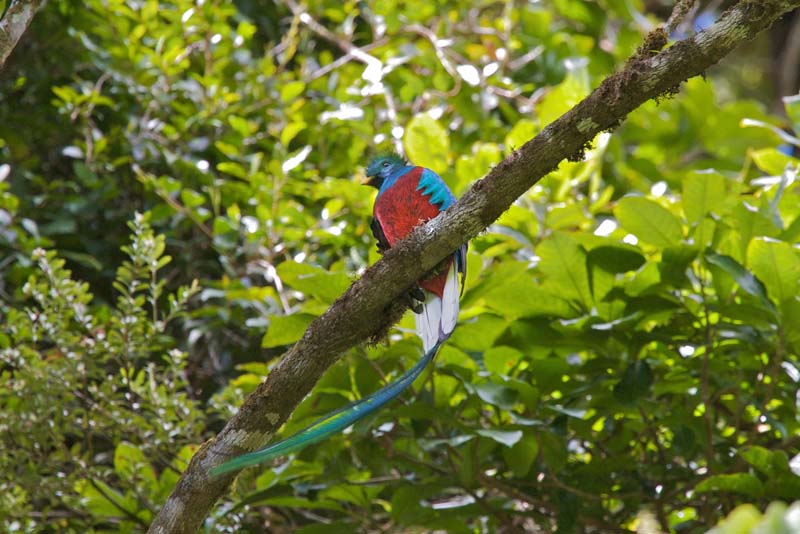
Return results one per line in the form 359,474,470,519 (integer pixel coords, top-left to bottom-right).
211,153,465,477
365,153,467,351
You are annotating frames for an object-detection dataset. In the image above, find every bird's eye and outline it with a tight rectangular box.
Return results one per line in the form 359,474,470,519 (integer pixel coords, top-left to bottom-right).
382,161,389,168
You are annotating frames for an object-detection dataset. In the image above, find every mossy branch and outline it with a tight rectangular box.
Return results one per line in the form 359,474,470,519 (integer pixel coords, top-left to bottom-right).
0,0,47,69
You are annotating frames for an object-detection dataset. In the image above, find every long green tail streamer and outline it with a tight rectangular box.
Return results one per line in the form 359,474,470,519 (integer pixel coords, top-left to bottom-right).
210,340,442,477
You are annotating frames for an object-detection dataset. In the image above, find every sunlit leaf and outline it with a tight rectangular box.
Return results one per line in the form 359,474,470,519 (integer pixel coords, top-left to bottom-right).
262,314,315,348
537,232,592,309
682,171,726,223
615,196,682,248
748,238,800,306
403,114,449,174
696,473,764,498
476,428,523,447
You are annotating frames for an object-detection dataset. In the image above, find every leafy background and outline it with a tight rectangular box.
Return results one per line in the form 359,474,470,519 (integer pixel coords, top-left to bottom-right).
1,0,800,532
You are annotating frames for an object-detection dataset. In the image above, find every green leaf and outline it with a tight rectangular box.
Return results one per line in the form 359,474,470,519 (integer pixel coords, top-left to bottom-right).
538,71,589,128
450,314,508,351
280,81,306,102
586,244,645,273
403,114,449,174
740,446,790,478
74,479,133,519
60,250,104,271
468,382,518,410
537,232,592,309
277,262,351,303
483,273,573,319
114,442,155,482
696,473,764,498
658,245,698,287
733,202,778,261
615,196,682,248
505,119,538,151
705,253,775,314
748,238,800,306
476,428,523,447
750,148,798,176
711,504,763,534
502,433,539,477
262,314,315,348
682,171,726,223
483,346,523,376
281,121,307,147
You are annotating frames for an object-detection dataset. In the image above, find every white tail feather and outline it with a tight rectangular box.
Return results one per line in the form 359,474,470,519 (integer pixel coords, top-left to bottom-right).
414,262,461,352
440,262,460,336
415,292,440,352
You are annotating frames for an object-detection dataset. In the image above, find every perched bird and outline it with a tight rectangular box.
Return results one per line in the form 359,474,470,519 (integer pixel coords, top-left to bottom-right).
210,154,465,477
365,153,467,351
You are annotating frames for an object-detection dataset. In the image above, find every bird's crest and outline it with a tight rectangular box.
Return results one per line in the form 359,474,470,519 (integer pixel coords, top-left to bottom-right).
366,152,406,177
370,152,405,168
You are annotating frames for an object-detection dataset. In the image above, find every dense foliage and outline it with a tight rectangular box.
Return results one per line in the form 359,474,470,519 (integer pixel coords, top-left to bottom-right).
1,0,799,532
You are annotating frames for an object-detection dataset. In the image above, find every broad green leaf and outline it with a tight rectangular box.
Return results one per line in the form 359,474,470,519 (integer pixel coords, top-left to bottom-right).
710,504,763,534
615,196,683,248
748,238,800,306
74,479,138,519
276,261,351,303
450,314,508,351
403,114,449,174
732,202,778,262
706,253,775,313
538,71,589,128
750,148,798,176
483,346,523,376
467,382,518,410
502,433,539,477
740,446,790,478
537,232,592,309
586,244,645,273
262,314,315,348
783,298,800,351
476,428,523,447
280,80,306,102
626,262,661,296
505,119,538,151
281,121,306,146
693,218,716,248
418,435,474,451
483,273,573,319
658,245,698,288
506,378,539,409
696,473,764,498
531,357,571,392
473,142,502,174
114,442,155,483
683,171,726,223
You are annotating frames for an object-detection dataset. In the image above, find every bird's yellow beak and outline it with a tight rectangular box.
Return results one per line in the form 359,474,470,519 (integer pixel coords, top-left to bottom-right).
359,170,376,186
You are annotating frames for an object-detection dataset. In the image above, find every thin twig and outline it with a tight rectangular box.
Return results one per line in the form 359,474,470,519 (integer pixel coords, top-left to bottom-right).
666,0,699,35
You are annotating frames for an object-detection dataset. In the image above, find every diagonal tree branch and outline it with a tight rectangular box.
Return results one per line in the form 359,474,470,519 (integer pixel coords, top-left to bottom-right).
0,0,47,69
147,1,800,532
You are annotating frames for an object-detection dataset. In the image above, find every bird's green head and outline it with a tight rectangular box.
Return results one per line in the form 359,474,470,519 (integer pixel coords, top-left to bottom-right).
365,153,406,189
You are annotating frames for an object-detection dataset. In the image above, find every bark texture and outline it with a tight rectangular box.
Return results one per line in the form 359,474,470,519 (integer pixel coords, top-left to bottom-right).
147,1,800,532
0,0,46,69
